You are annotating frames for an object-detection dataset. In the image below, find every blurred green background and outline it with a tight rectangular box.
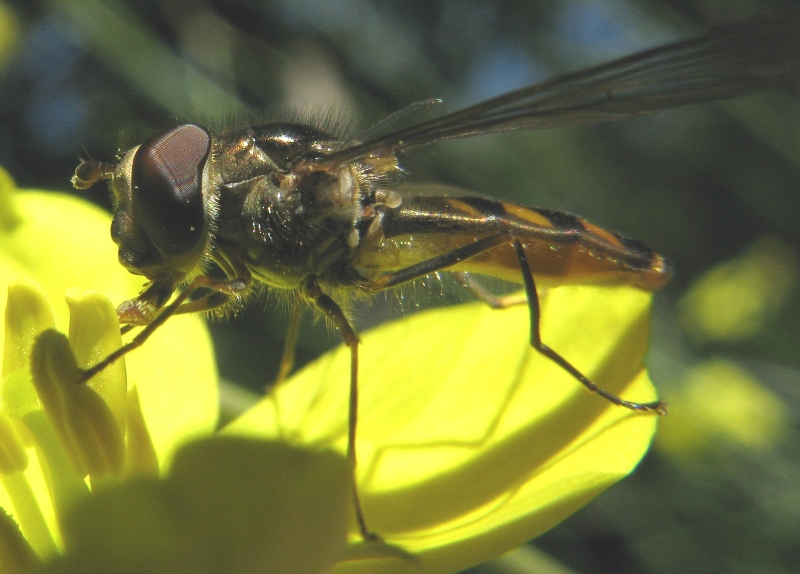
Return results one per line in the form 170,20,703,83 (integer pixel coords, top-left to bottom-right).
1,0,799,572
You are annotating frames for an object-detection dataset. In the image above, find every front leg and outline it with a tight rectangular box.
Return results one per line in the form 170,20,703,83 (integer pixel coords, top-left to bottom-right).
80,273,250,383
116,278,180,326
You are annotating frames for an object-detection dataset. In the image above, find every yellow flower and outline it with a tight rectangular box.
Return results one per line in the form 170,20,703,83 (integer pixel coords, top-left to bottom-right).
2,284,350,574
0,168,218,562
227,279,661,572
656,359,788,457
0,166,660,573
679,237,799,344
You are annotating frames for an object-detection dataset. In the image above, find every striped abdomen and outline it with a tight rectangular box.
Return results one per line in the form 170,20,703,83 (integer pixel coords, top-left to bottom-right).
353,194,671,291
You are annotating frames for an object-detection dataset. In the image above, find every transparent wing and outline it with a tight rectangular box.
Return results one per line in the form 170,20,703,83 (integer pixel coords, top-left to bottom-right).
318,16,799,167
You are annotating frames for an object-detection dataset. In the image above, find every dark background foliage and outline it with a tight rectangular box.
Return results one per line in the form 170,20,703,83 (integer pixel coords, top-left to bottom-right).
1,0,799,572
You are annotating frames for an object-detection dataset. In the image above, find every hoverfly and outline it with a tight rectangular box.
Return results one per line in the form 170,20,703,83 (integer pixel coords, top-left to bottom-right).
71,16,798,538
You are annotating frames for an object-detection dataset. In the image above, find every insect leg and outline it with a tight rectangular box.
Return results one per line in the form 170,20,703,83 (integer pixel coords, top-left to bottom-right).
79,274,248,383
171,291,233,316
299,276,378,541
452,271,528,309
511,240,667,415
118,291,231,337
272,298,304,387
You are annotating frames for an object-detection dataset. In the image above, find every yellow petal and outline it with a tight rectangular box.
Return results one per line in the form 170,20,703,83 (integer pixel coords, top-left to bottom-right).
65,292,126,431
228,284,659,573
51,439,351,574
30,329,124,478
2,280,55,379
